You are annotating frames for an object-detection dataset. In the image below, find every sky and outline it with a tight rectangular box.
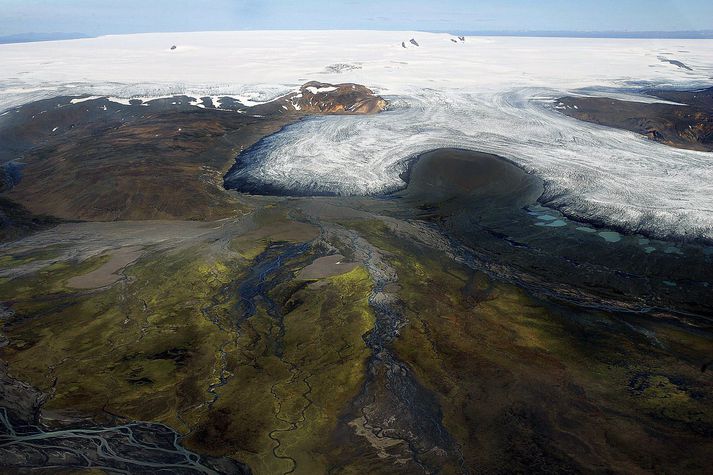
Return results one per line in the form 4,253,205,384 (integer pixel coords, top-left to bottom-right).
1,0,712,36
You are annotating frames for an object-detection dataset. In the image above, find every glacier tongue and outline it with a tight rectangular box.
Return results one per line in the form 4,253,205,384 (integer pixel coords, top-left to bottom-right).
226,87,713,241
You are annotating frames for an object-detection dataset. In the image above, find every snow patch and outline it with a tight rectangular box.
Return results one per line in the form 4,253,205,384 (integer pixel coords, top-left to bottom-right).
305,86,337,94
189,97,206,108
70,96,102,104
105,96,133,106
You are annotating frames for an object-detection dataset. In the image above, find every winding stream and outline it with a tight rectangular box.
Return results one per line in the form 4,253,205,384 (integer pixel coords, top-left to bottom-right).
236,241,313,474
322,223,466,474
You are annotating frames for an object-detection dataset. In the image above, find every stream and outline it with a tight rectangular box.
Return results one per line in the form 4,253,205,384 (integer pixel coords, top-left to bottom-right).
0,407,248,474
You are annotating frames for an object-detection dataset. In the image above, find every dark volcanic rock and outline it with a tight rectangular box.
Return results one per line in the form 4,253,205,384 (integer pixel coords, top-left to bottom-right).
658,56,693,70
557,86,713,151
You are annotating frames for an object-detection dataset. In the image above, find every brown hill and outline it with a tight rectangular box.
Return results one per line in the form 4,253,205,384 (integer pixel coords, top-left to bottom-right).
0,82,387,223
251,81,387,115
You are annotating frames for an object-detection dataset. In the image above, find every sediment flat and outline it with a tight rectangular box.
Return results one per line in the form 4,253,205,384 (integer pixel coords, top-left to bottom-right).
66,246,143,289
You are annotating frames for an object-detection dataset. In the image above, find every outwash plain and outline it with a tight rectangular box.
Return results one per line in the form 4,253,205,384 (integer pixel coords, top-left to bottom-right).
1,31,712,474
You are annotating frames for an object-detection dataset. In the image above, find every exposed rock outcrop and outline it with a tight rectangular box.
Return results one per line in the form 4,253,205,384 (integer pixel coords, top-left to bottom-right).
255,81,387,115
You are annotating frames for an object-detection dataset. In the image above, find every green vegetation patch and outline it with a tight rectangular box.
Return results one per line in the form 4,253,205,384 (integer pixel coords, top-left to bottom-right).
1,246,242,432
189,266,374,474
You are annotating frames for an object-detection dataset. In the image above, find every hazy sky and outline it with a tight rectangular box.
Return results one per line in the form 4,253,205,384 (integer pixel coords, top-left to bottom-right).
1,0,711,36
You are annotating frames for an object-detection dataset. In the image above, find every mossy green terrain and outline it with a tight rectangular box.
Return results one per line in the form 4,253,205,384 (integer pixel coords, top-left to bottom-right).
189,266,374,473
0,209,376,474
1,246,235,428
341,218,713,474
1,197,711,474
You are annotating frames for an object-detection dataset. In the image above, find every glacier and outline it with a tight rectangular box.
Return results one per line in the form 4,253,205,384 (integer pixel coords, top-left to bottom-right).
1,31,712,240
227,87,713,241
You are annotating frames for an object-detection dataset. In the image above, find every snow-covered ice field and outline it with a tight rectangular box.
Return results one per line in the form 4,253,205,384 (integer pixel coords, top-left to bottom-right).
1,31,712,240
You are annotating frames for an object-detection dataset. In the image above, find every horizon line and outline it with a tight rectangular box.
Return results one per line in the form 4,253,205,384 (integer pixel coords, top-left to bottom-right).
2,28,713,44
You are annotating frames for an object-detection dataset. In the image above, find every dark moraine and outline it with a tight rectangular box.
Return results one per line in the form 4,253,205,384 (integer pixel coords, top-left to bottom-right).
391,148,713,322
